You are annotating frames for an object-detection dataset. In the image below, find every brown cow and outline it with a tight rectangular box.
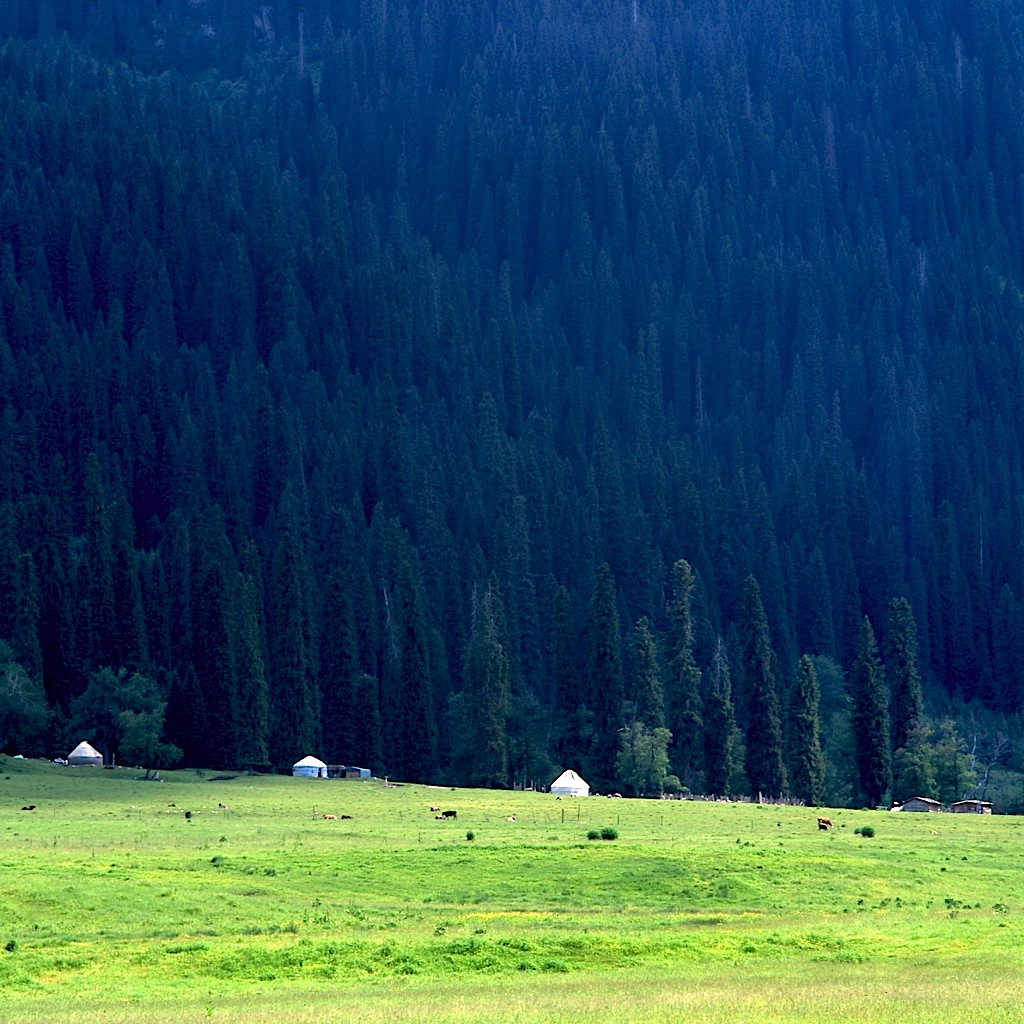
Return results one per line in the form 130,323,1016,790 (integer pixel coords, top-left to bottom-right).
817,816,833,830
322,813,338,820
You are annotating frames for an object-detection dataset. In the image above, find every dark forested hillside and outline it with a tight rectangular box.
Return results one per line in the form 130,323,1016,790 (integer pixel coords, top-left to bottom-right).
1,1,1022,806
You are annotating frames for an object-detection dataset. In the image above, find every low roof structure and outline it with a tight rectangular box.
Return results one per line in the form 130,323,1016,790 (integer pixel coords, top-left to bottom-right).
292,755,329,778
950,799,993,814
550,769,590,797
895,796,941,812
68,740,103,767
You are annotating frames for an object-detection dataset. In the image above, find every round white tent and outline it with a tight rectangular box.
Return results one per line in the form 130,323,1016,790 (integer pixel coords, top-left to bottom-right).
68,740,103,767
292,755,328,778
550,769,590,797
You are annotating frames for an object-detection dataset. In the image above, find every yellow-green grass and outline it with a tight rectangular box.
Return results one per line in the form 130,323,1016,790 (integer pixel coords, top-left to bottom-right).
2,754,1023,1022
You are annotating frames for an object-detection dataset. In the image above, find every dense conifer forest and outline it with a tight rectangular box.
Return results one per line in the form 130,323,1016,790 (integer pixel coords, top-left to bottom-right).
1,1,1023,807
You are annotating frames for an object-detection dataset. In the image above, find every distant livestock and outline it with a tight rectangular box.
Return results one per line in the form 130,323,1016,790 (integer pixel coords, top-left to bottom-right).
506,815,516,822
184,811,192,821
322,813,338,820
340,814,352,819
20,805,35,811
441,809,457,819
817,816,833,830
429,806,441,812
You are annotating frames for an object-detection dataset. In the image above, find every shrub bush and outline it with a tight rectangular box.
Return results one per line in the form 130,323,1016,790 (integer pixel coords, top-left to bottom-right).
586,830,600,840
600,827,618,841
465,831,474,841
855,825,875,838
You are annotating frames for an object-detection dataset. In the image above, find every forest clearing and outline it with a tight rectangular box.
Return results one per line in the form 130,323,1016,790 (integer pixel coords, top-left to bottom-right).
2,756,1022,1023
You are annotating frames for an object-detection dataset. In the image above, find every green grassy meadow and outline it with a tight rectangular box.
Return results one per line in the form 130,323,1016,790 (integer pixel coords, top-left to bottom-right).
2,755,1023,1022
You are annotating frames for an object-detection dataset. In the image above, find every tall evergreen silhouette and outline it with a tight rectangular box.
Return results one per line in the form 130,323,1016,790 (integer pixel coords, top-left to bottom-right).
850,616,891,807
739,576,787,799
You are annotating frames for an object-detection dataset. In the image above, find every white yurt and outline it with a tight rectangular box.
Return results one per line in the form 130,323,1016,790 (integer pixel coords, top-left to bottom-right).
68,740,103,767
550,769,590,797
292,755,329,778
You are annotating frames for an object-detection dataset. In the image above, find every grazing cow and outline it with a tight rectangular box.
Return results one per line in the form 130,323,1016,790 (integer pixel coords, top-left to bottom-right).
429,806,441,812
184,811,192,821
817,816,833,830
435,814,444,819
441,809,457,819
20,805,35,811
340,814,352,819
322,813,338,820
218,802,230,810
168,802,176,808
506,815,516,822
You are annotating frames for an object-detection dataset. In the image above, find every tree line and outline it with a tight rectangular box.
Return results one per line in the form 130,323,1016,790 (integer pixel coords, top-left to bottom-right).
0,1,1021,805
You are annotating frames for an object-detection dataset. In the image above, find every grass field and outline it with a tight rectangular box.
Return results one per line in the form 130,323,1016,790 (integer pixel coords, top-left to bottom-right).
2,754,1023,1022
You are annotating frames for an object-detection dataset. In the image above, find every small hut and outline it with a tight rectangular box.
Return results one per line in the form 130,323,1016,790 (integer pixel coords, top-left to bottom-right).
950,799,993,814
292,755,328,778
550,769,590,797
68,741,103,767
896,796,941,812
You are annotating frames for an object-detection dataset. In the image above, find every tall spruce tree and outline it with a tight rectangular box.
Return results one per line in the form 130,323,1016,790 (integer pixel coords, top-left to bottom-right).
393,553,437,781
268,533,319,766
665,559,702,784
739,576,787,799
631,616,665,729
553,583,590,769
229,571,269,772
460,582,510,788
849,616,891,807
585,563,624,788
885,597,923,755
788,655,826,805
702,637,737,796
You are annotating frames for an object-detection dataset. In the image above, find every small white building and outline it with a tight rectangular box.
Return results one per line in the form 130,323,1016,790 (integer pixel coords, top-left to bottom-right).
292,755,329,778
550,769,590,797
68,740,103,767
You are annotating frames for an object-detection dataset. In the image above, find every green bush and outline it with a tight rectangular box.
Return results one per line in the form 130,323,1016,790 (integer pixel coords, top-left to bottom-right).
600,827,618,841
586,830,600,840
465,831,475,841
854,826,875,838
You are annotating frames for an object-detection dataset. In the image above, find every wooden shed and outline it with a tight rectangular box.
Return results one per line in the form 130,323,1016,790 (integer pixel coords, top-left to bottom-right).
950,799,992,814
896,796,942,812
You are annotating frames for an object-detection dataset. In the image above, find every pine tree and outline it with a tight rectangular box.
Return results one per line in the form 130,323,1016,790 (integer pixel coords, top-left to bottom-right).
788,655,826,805
739,576,787,799
665,559,702,784
82,452,116,668
350,671,383,773
318,565,359,764
631,616,665,729
230,572,269,772
891,720,936,802
192,558,237,769
553,583,589,768
585,563,624,788
702,638,737,797
849,616,891,807
885,597,923,755
393,553,437,781
268,533,319,766
460,582,510,788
